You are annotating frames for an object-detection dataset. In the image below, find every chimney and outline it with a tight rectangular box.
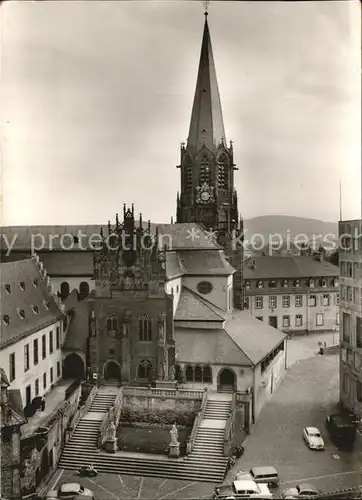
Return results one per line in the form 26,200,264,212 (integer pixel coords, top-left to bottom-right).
318,253,324,262
251,259,256,269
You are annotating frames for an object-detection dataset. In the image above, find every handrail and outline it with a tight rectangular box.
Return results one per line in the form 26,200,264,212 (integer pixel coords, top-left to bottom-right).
223,392,236,455
186,388,209,455
123,386,204,399
98,386,124,448
68,385,98,434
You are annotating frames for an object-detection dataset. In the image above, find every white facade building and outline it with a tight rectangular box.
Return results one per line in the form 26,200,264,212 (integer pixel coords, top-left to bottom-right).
0,258,65,409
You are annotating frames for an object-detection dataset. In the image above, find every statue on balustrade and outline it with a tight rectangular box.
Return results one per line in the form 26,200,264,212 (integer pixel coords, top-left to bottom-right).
169,365,175,382
169,422,179,445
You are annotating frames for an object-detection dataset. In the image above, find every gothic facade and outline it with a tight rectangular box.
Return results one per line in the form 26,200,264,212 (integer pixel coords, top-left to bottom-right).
88,205,175,385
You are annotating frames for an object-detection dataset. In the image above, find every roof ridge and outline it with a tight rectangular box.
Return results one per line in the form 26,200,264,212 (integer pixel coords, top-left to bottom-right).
223,326,254,365
182,285,225,320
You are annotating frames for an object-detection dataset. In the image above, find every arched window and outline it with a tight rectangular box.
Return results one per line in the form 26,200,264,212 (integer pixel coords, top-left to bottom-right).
217,155,229,189
281,280,288,288
294,280,301,287
244,281,251,289
138,359,152,379
139,315,152,341
309,279,315,289
194,365,202,383
60,281,70,301
257,280,264,289
175,364,183,382
269,280,276,288
184,166,193,188
107,316,117,335
79,281,89,300
321,278,327,288
203,365,212,383
185,365,194,382
200,157,211,184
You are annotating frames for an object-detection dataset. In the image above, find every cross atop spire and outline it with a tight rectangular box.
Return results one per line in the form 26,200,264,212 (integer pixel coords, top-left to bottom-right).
187,12,226,153
203,0,210,16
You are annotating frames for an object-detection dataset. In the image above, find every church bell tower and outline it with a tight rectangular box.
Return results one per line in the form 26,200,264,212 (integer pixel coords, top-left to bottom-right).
176,12,239,240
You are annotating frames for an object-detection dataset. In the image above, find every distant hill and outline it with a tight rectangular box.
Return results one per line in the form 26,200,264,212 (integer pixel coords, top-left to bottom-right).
243,215,338,255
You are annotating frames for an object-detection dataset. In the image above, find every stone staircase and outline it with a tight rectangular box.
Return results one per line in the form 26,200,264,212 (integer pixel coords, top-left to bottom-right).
185,396,231,481
58,387,118,469
58,389,232,483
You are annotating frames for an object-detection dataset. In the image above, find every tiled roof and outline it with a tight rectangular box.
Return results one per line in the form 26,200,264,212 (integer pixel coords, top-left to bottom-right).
1,225,102,251
244,256,339,280
157,223,221,250
225,310,286,365
0,259,64,349
63,300,89,352
178,250,235,275
175,327,253,366
39,252,94,276
165,251,185,279
175,286,225,322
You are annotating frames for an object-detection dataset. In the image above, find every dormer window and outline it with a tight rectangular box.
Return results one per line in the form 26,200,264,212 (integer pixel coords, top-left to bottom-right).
309,279,315,289
321,278,327,288
294,280,301,288
73,235,79,244
19,281,25,291
33,279,38,288
269,280,276,288
333,278,339,288
18,309,25,319
43,300,50,310
5,284,11,294
281,280,288,288
257,280,263,289
32,305,39,315
244,281,251,289
3,315,10,325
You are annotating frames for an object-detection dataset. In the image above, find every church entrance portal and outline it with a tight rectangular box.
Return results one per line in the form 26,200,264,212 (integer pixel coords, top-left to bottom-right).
104,360,122,382
63,353,85,380
219,368,236,392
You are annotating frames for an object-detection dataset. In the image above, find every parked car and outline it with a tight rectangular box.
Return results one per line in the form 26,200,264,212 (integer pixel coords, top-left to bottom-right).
46,483,94,499
281,483,321,499
234,466,279,487
303,427,324,450
326,413,356,450
214,479,273,499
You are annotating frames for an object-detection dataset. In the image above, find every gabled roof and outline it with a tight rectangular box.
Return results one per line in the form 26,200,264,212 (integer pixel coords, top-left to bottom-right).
175,310,286,367
165,251,186,279
244,256,339,280
0,225,102,251
187,17,226,152
63,300,89,352
157,223,221,250
175,286,225,322
224,310,286,365
175,327,253,366
178,249,235,275
0,259,64,349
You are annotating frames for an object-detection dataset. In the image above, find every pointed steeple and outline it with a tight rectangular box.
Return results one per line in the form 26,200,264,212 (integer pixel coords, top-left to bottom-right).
187,15,226,152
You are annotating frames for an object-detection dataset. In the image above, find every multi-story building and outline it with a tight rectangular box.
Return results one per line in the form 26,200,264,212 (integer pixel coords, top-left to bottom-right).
243,254,340,335
0,257,65,410
339,219,362,415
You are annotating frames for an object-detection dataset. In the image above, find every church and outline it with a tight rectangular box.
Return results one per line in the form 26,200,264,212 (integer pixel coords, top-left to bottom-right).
1,13,286,420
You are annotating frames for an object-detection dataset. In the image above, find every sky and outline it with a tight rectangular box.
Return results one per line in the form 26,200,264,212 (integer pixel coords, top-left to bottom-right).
1,0,361,226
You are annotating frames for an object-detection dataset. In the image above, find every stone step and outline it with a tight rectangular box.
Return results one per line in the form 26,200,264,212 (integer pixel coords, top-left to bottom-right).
58,454,225,482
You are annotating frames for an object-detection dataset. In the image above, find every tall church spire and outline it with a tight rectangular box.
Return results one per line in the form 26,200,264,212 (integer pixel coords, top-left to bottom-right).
187,15,225,153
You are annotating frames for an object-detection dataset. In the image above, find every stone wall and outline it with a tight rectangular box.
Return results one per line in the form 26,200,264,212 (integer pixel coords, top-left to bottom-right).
123,395,201,412
20,384,81,496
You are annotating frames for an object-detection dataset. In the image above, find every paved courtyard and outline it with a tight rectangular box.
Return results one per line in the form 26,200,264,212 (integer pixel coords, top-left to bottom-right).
227,353,362,496
48,334,362,499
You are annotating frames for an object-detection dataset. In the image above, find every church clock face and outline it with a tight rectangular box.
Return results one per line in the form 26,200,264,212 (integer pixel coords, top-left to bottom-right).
200,190,211,202
196,181,214,204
